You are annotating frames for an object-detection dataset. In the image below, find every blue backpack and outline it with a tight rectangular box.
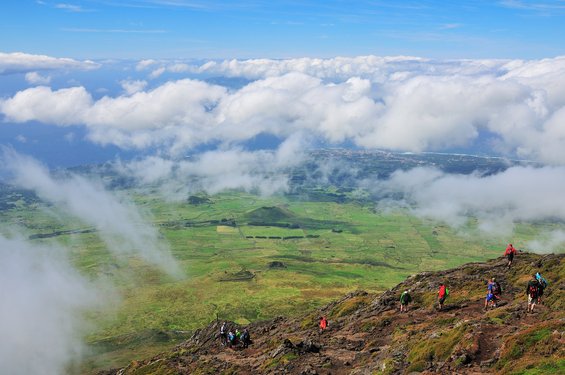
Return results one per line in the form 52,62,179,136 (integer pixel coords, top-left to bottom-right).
536,273,548,288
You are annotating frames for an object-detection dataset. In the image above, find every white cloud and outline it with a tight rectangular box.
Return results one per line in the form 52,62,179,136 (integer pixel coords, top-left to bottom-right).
527,230,565,253
0,52,99,75
149,66,166,79
115,135,308,198
135,59,157,71
145,55,511,81
55,3,90,12
372,165,565,251
1,149,182,276
3,56,565,164
0,86,93,126
24,71,52,85
0,235,103,375
119,79,147,95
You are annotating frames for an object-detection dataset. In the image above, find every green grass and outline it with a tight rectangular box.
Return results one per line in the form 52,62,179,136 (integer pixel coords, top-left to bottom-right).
1,189,562,372
496,320,565,374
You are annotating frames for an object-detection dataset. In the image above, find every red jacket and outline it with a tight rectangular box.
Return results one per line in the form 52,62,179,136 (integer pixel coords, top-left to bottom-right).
438,285,447,298
504,245,516,256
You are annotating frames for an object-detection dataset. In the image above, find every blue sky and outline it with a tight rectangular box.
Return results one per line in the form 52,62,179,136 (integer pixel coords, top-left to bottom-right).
2,0,565,59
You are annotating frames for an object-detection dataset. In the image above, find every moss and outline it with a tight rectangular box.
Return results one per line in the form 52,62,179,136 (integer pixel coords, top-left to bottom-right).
359,318,378,332
374,357,397,375
513,359,565,374
124,359,175,375
487,317,504,325
406,360,426,373
433,316,457,326
496,320,565,374
263,352,299,370
406,324,468,370
329,295,371,319
419,291,437,307
300,312,319,330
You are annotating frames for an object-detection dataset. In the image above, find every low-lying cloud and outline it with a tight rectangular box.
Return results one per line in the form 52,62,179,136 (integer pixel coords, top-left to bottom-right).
372,165,565,252
0,235,103,375
115,133,308,198
1,149,181,276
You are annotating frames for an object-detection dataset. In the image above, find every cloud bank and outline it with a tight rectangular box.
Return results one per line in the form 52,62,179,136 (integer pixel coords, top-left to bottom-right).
1,149,181,276
0,235,102,375
0,51,99,75
2,55,565,164
115,133,308,198
372,165,565,251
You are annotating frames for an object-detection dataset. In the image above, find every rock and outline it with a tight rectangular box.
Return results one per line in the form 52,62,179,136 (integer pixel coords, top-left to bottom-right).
268,261,287,269
283,338,294,348
480,358,497,367
346,340,365,351
271,341,293,358
293,340,321,354
458,353,472,365
300,365,317,375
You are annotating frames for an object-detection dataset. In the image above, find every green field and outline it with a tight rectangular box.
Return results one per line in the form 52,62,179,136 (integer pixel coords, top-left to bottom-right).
0,189,558,372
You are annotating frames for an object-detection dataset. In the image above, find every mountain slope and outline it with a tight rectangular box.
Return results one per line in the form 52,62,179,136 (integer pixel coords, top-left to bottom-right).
104,252,564,374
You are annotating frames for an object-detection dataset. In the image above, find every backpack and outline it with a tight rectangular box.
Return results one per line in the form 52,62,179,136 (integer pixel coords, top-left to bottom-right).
439,286,449,298
400,292,411,304
536,273,548,289
492,282,501,294
529,283,538,298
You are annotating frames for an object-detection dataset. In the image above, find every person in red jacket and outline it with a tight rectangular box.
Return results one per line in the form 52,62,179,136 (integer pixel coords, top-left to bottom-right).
437,283,449,311
319,316,328,333
504,243,517,268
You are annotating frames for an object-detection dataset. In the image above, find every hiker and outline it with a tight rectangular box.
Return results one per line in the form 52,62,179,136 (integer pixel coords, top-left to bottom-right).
319,316,328,333
437,283,449,311
240,328,252,348
535,272,548,304
526,274,540,313
400,290,412,312
504,243,517,268
227,330,236,348
484,277,501,310
219,321,227,346
484,291,496,310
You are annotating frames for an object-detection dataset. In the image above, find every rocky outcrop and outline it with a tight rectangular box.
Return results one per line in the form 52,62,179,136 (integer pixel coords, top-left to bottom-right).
106,253,564,374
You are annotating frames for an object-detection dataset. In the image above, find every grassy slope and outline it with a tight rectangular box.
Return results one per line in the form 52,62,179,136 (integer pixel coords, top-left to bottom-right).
0,190,560,372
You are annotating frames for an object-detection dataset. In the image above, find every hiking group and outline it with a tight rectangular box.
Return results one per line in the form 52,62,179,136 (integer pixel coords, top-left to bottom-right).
220,322,252,349
397,243,550,314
